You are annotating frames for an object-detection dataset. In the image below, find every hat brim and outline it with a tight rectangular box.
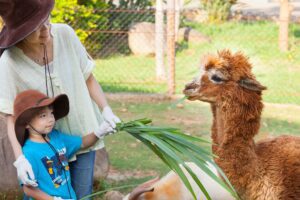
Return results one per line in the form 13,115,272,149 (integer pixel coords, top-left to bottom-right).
0,0,54,48
15,94,69,146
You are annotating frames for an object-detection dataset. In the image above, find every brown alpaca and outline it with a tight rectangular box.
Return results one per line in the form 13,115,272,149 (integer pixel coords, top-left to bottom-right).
183,50,300,200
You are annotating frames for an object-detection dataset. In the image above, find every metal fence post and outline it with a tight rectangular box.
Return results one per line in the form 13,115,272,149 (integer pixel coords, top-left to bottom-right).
167,0,176,96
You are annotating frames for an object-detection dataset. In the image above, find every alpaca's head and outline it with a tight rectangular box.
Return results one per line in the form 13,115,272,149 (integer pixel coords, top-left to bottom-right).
183,50,266,105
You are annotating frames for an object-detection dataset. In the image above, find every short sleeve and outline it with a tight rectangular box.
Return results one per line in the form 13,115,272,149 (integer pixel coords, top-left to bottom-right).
66,25,95,80
56,130,82,159
0,52,18,114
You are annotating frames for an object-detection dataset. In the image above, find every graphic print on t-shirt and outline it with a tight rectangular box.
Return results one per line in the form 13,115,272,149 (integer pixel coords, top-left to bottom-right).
41,147,69,188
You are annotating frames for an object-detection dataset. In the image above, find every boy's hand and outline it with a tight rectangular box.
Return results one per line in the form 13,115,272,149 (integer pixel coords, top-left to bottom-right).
14,155,38,187
102,106,121,128
94,121,116,138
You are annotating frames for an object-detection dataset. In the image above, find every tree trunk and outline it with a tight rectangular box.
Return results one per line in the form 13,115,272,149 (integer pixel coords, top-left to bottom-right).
279,0,291,51
155,0,166,80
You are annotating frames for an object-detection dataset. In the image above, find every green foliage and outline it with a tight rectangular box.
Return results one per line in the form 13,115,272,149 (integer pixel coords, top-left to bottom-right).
115,118,238,200
107,0,153,30
51,0,109,53
201,0,237,23
51,0,154,57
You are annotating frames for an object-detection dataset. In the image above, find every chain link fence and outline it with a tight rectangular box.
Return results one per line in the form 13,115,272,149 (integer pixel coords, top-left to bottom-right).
1,5,300,105
65,7,300,105
69,8,167,94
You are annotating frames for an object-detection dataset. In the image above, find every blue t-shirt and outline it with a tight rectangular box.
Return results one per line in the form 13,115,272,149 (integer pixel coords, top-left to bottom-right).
23,129,82,199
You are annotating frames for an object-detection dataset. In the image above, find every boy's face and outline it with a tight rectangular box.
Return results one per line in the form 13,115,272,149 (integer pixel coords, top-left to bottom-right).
27,106,55,134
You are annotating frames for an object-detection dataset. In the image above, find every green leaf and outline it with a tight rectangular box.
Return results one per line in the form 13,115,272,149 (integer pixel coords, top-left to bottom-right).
116,119,239,199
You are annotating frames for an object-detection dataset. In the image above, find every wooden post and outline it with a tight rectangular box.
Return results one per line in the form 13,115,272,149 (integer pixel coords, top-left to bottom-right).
174,0,182,42
279,0,291,51
155,0,166,80
167,0,176,96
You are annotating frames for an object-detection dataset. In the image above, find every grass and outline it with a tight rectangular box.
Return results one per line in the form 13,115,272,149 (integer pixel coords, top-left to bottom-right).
90,97,300,199
5,98,300,199
93,21,300,105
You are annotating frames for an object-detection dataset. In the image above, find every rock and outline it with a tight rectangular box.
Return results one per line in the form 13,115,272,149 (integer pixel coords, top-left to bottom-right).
104,190,124,200
177,27,211,44
0,113,19,192
176,103,184,109
94,148,110,179
128,22,166,56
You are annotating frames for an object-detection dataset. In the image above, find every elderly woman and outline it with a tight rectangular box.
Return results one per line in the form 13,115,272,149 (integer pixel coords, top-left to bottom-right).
0,0,120,199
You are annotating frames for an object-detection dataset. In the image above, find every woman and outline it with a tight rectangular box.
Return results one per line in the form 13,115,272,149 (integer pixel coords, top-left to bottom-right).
0,0,120,199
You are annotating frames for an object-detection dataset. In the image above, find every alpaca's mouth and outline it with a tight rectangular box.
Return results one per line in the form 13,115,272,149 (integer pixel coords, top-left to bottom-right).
183,87,215,102
183,81,202,101
183,88,200,100
183,88,197,95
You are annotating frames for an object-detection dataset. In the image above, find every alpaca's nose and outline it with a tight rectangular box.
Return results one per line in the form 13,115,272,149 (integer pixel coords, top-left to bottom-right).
184,81,199,90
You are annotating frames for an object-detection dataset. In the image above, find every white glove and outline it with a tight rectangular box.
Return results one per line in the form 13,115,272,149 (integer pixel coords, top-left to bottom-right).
53,197,74,200
13,155,38,187
94,121,116,138
53,197,63,200
102,106,121,128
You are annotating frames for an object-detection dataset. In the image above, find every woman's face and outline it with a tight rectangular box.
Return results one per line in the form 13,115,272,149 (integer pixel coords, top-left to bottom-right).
23,17,51,45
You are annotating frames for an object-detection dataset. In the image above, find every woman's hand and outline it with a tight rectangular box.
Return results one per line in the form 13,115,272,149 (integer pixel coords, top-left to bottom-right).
102,106,121,128
14,155,38,187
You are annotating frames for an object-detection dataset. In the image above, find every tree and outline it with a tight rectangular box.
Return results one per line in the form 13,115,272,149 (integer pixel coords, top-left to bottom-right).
201,0,237,23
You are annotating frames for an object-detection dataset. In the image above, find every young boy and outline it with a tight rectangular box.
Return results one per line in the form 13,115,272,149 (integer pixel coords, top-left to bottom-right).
13,90,116,200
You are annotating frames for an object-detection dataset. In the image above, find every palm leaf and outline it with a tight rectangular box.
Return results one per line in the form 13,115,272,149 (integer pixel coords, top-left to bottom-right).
116,118,239,200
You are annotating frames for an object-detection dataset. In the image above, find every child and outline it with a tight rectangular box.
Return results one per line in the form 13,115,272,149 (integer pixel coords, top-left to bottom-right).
13,90,116,200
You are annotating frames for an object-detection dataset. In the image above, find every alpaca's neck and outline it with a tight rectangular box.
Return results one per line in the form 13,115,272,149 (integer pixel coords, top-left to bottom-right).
211,100,263,194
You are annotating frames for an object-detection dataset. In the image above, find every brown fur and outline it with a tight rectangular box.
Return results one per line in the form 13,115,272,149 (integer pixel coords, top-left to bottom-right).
143,174,184,200
183,50,300,200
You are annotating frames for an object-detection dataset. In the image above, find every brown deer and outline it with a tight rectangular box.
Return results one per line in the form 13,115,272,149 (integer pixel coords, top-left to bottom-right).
183,50,300,199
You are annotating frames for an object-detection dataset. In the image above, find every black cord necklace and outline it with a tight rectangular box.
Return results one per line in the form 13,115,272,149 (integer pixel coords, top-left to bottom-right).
29,125,73,199
37,44,72,199
42,43,54,98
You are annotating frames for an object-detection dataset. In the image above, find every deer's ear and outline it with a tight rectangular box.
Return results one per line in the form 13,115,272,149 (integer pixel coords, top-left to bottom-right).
239,78,267,92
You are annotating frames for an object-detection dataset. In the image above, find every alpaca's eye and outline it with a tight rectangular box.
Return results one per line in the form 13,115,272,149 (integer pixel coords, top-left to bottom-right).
211,75,223,83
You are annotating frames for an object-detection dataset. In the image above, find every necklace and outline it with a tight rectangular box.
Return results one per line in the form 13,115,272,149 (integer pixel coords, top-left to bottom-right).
32,57,44,65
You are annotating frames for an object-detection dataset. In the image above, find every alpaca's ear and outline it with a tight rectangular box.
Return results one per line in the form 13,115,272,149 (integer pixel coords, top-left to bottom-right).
128,177,159,200
239,78,267,92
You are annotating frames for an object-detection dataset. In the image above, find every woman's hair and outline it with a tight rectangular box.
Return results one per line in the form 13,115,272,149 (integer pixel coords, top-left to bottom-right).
23,130,29,146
